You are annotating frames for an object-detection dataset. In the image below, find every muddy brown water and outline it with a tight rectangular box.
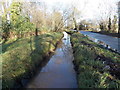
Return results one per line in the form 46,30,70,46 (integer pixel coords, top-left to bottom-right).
26,32,78,88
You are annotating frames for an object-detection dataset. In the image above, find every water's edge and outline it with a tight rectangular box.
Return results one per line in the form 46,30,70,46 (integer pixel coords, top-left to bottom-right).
26,32,78,88
13,35,64,88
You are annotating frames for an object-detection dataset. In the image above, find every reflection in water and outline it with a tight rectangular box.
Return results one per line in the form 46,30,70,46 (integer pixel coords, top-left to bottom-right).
26,32,78,88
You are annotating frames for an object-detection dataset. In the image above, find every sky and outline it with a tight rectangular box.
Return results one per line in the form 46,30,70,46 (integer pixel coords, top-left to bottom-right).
1,0,120,21
41,0,119,21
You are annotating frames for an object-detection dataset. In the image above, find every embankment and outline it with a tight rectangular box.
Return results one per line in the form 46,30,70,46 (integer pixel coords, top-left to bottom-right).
1,32,63,88
70,32,120,88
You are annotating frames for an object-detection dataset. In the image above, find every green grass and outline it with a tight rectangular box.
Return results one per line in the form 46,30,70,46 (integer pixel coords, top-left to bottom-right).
70,32,120,88
1,32,63,88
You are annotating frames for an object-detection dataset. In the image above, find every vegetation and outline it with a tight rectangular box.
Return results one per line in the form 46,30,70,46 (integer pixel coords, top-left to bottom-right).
1,1,65,88
76,1,118,34
1,0,79,88
98,15,118,33
70,32,120,88
1,1,66,43
1,32,63,88
1,0,119,89
77,15,118,34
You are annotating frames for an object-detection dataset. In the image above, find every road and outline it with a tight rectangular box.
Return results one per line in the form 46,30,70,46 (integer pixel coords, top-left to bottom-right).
80,31,120,53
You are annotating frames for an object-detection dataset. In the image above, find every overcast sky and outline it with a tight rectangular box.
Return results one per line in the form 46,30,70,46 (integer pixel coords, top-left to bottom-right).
42,0,119,21
1,0,120,21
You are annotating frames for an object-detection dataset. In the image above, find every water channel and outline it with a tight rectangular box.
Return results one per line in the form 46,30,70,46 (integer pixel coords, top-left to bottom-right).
26,32,78,88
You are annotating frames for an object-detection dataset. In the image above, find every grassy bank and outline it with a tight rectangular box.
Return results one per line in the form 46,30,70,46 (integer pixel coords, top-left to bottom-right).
1,32,63,88
70,32,120,88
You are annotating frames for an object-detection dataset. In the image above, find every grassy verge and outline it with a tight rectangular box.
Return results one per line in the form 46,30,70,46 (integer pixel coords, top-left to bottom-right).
70,32,120,88
1,32,63,88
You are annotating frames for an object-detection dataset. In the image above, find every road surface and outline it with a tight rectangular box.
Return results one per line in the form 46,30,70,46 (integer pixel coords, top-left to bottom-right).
80,31,120,53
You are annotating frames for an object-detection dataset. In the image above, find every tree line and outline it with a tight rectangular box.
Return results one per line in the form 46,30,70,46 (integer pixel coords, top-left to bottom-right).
1,0,118,43
1,0,81,42
1,1,63,41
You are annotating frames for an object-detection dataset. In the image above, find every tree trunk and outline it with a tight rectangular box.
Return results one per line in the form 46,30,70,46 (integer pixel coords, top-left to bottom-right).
73,17,77,30
35,28,38,36
108,17,111,32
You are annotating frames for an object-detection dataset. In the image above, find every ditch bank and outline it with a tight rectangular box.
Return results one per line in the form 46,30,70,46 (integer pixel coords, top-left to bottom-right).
69,32,120,88
26,32,78,88
2,32,63,88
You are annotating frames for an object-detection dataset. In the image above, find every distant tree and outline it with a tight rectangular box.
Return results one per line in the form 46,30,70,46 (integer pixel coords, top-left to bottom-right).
1,1,36,40
71,7,80,30
118,1,120,47
52,10,64,32
108,17,112,32
97,0,117,33
26,2,49,35
111,15,118,33
99,21,105,32
10,1,35,38
1,2,11,41
78,20,92,30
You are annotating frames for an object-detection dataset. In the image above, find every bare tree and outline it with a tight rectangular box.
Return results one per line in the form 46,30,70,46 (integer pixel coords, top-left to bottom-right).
97,0,118,33
22,2,47,35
